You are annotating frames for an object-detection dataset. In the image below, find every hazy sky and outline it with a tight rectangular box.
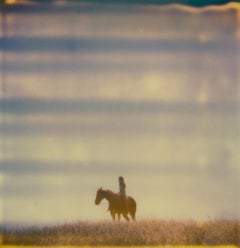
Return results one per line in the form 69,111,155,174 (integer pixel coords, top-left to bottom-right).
1,1,240,225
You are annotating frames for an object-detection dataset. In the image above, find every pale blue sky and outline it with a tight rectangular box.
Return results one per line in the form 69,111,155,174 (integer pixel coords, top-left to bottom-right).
1,1,239,225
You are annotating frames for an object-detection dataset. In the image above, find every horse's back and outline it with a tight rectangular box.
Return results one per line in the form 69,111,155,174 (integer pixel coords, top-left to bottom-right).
114,194,136,213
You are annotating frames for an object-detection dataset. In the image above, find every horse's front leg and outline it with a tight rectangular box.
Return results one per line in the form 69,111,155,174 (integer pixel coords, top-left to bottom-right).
110,210,116,221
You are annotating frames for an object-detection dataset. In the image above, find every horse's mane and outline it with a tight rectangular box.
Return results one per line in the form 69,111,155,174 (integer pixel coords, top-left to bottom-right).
103,189,115,194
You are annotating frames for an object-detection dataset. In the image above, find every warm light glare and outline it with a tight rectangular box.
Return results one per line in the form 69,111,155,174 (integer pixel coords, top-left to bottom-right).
229,2,240,9
5,0,17,4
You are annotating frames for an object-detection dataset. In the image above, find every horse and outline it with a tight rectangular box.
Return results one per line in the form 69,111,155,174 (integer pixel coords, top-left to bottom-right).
95,187,136,222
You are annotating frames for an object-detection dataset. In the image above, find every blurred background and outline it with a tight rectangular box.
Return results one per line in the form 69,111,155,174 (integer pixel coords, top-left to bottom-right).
0,0,239,225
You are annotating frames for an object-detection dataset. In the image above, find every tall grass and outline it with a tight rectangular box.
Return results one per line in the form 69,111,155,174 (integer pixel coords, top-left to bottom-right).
1,219,239,246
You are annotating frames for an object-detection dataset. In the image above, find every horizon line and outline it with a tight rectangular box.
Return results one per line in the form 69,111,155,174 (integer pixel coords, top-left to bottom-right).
2,1,240,12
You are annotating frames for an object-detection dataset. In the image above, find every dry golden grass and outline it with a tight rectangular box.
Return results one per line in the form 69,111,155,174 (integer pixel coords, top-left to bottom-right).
1,220,239,246
1,246,240,248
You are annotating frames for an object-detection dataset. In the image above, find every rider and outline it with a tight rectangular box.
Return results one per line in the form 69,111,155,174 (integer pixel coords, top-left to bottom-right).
119,176,128,211
119,176,126,196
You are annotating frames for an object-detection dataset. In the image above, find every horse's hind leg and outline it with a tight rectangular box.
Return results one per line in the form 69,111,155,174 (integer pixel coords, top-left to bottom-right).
130,211,136,221
123,213,130,222
111,211,116,221
117,213,121,222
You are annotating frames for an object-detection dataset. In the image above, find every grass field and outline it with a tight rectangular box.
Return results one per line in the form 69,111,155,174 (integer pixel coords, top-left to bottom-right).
1,220,239,246
1,246,240,248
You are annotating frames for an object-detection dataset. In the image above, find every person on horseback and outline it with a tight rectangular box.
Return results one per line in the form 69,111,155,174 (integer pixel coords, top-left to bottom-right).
95,177,136,221
119,176,128,212
119,176,126,196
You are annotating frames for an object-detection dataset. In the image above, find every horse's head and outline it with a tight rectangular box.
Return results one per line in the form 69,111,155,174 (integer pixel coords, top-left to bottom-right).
95,187,104,205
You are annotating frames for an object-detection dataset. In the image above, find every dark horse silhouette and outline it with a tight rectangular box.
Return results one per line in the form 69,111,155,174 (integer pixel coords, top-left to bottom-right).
95,187,136,221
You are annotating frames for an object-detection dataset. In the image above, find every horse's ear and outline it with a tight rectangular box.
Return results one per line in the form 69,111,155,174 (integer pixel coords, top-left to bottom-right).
100,187,102,190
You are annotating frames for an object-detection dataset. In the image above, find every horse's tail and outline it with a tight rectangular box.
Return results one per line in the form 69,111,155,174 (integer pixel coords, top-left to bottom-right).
128,196,137,221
